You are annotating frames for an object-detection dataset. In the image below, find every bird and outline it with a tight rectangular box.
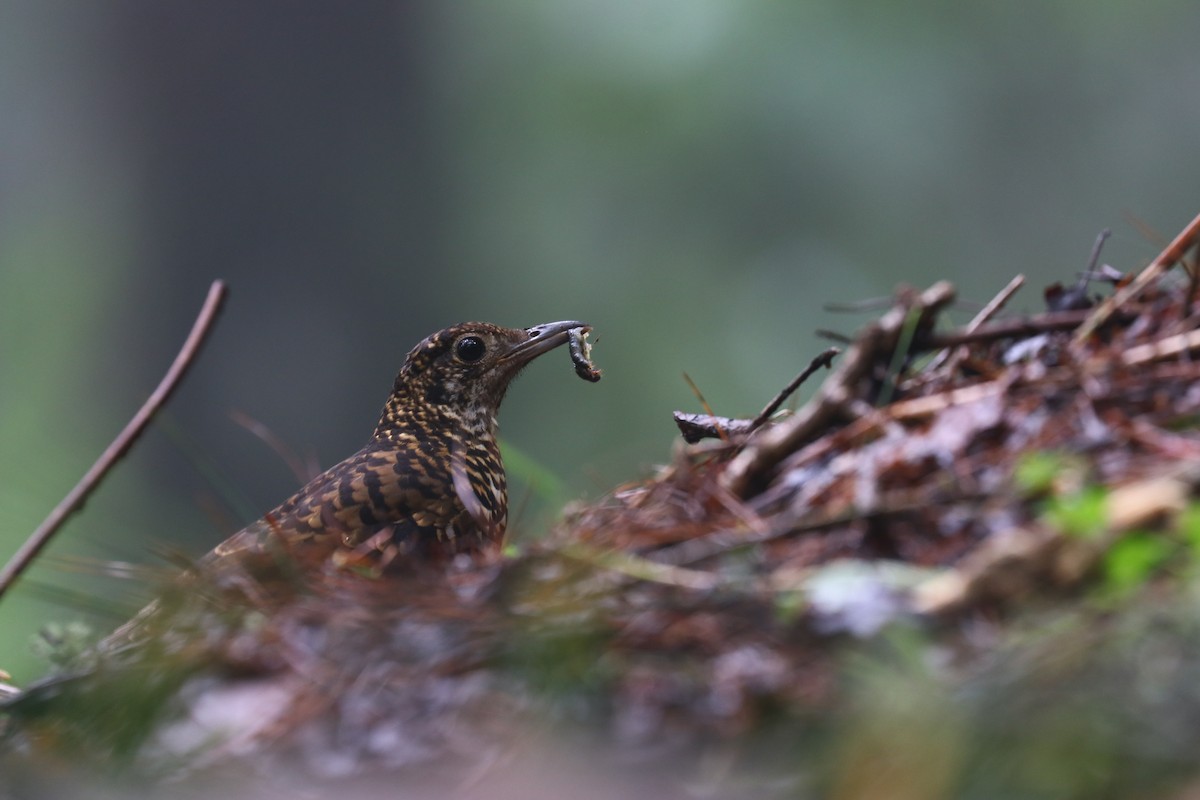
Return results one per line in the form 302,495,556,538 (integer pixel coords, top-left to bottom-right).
205,319,596,569
0,319,600,767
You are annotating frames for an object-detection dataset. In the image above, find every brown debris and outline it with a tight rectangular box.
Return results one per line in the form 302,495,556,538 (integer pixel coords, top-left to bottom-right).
724,281,957,496
479,242,1200,775
11,217,1200,789
576,232,1200,626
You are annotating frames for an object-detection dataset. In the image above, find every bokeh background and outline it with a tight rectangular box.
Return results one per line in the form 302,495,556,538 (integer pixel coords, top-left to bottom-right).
2,1,1199,683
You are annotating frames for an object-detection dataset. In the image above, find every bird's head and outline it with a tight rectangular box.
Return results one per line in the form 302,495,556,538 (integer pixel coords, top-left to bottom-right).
376,320,589,436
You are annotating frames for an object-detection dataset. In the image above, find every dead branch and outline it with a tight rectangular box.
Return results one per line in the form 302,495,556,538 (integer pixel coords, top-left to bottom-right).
751,347,841,430
0,280,229,602
921,308,1108,350
673,347,840,443
926,274,1025,370
1072,210,1200,346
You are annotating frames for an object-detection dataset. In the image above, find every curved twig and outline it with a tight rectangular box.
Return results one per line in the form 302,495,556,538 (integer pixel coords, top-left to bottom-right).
0,280,229,602
1072,211,1200,347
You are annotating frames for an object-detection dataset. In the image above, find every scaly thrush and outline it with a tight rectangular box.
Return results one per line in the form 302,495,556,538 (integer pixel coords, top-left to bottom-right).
208,320,597,567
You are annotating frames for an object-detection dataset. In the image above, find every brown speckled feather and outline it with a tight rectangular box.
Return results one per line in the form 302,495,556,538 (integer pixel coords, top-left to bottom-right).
209,320,590,566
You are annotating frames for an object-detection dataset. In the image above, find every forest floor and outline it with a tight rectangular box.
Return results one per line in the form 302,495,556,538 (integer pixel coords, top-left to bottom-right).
6,215,1200,799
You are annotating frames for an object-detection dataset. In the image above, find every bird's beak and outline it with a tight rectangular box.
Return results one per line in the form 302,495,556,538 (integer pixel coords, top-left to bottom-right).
501,320,590,366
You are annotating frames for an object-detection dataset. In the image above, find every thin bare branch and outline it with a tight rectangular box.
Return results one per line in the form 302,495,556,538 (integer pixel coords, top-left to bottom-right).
1072,211,1200,346
1082,228,1111,276
229,409,320,485
921,307,1111,350
926,274,1025,370
0,280,229,602
673,348,840,444
750,347,841,431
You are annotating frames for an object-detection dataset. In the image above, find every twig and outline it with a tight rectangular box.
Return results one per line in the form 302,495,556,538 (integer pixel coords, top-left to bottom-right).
675,372,732,443
1122,327,1200,366
1082,229,1111,277
673,412,755,444
230,409,320,485
681,373,722,422
750,347,841,430
926,274,1025,371
921,307,1122,350
673,348,840,444
1072,211,1200,347
968,274,1028,329
0,280,229,603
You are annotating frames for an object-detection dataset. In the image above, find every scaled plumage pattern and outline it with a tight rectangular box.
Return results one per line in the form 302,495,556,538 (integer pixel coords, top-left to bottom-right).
211,320,592,566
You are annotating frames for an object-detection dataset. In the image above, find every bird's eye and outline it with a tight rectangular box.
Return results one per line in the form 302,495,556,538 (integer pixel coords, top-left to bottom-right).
455,335,487,363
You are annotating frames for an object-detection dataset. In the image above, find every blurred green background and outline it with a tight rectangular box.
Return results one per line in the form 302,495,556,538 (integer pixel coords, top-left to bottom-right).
2,1,1199,683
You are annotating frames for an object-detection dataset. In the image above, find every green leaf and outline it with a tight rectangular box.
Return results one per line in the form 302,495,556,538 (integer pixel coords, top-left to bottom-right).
1044,485,1108,538
1103,532,1171,594
1014,452,1067,495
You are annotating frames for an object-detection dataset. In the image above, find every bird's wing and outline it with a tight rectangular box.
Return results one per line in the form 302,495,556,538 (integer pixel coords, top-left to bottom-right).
209,440,462,562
